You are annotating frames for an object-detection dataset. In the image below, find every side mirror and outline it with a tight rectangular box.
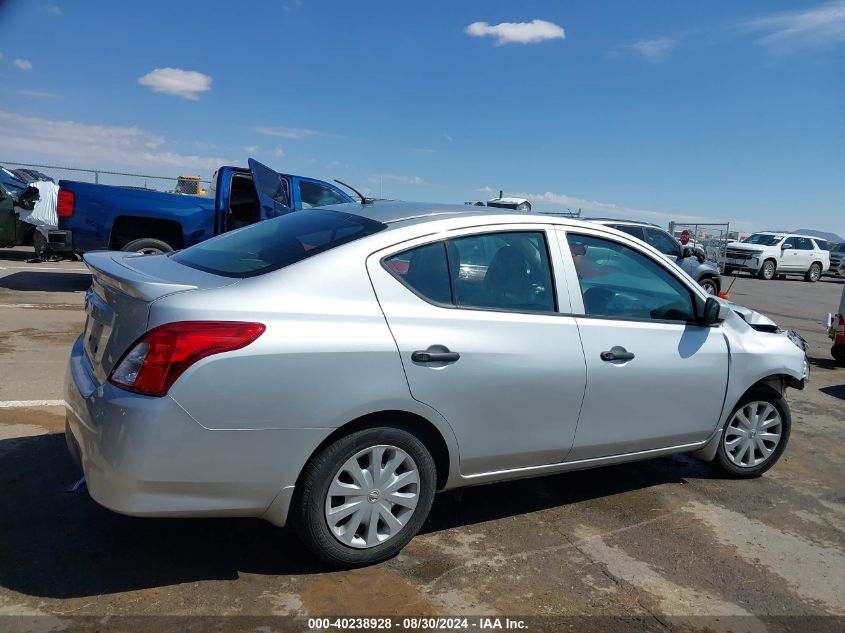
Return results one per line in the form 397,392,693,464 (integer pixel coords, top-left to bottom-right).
781,243,792,250
700,296,722,326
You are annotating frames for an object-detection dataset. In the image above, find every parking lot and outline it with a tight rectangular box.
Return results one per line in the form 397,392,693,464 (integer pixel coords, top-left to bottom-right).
0,245,843,630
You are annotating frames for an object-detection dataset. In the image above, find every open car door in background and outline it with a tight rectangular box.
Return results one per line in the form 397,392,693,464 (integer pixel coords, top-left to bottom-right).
248,158,292,219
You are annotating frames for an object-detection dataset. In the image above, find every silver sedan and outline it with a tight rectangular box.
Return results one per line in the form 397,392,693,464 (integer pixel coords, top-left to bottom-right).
64,202,809,566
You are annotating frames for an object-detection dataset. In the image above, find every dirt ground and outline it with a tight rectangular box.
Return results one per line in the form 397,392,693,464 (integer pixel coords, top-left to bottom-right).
0,246,843,632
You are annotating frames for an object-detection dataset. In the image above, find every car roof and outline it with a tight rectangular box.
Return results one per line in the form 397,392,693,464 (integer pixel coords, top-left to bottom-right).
330,200,641,235
586,218,662,229
752,231,822,240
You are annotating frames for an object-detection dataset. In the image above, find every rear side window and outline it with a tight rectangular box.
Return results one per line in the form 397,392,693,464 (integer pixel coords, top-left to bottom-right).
299,180,349,209
384,231,556,313
612,225,645,241
172,209,385,278
813,239,829,251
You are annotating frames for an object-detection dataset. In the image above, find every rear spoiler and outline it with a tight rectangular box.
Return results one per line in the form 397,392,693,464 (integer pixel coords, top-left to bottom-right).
84,251,198,302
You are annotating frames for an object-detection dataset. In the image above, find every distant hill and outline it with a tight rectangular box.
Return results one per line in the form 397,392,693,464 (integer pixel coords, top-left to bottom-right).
793,229,844,243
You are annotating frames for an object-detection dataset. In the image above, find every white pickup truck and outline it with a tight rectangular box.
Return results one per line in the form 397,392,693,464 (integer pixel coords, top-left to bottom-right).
724,232,830,282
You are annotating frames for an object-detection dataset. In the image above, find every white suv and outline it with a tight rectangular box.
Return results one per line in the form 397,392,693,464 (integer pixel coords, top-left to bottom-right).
725,232,830,282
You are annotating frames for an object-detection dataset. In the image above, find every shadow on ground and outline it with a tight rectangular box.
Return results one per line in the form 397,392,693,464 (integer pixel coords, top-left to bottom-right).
0,271,90,292
820,385,845,401
0,432,711,600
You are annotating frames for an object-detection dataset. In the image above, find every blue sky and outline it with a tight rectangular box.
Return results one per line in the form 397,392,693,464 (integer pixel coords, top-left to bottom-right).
0,0,842,236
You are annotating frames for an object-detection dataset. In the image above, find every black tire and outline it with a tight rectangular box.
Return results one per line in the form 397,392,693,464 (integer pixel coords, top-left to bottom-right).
121,238,173,254
758,259,777,280
699,277,719,295
295,426,437,567
804,263,822,283
712,388,791,479
832,344,845,365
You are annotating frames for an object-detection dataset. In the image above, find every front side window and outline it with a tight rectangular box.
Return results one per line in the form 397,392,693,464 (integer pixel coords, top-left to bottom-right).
645,228,682,256
566,234,695,322
384,231,556,313
793,237,813,250
299,180,349,209
252,162,290,207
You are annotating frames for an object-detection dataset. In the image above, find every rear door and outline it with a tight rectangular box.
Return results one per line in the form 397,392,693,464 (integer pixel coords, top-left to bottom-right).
560,228,729,460
368,225,587,475
248,158,292,218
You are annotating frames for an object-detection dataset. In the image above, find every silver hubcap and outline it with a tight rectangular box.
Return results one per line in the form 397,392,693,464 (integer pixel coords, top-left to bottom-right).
137,247,164,255
810,266,820,280
724,401,782,468
325,444,420,549
764,263,774,278
701,280,716,294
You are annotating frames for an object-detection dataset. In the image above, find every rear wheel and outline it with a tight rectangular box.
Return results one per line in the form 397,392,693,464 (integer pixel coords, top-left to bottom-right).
804,263,822,282
832,344,845,365
758,259,776,280
713,389,790,478
296,426,436,567
121,238,173,255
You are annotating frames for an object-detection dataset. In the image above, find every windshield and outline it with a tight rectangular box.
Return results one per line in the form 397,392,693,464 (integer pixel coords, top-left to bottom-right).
0,170,26,199
172,209,385,278
741,234,783,246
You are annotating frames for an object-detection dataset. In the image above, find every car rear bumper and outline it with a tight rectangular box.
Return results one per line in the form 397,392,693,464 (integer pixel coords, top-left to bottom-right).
64,335,330,526
48,229,73,252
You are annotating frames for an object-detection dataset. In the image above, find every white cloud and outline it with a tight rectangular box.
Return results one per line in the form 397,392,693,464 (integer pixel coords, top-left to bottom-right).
465,19,565,45
255,126,320,139
444,134,454,143
13,59,33,71
45,4,62,15
18,89,58,99
138,67,212,100
241,145,258,153
410,148,437,154
0,109,229,172
611,37,677,62
372,174,426,186
741,0,845,48
475,186,708,225
273,147,286,157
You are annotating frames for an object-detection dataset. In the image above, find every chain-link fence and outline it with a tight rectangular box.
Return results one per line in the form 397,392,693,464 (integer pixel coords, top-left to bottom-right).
1,160,212,195
667,222,732,272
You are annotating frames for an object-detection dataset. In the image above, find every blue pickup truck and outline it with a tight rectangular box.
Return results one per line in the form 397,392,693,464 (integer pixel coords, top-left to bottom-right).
49,159,354,255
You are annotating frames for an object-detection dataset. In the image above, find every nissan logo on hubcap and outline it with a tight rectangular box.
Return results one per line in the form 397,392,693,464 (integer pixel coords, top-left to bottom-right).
368,489,380,503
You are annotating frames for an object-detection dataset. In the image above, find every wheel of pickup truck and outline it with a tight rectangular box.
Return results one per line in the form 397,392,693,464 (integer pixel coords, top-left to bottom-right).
804,263,822,283
758,259,776,280
122,238,173,255
832,344,845,366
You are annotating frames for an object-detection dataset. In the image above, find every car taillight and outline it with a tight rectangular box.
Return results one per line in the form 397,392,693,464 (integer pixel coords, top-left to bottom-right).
57,189,75,217
108,321,265,397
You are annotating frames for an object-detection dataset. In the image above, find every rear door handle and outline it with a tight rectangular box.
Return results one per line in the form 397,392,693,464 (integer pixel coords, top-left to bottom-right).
600,346,635,362
412,345,460,363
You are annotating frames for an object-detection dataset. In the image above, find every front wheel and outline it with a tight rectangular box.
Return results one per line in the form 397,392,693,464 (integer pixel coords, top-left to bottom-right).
758,260,777,280
804,263,822,282
712,389,791,478
296,426,437,567
699,277,719,295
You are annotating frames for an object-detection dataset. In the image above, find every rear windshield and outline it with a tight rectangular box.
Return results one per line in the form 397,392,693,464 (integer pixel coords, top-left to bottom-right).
172,209,385,278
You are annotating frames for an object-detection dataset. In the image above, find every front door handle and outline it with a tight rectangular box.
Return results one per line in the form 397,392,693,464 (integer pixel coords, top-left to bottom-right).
412,345,460,363
600,346,635,362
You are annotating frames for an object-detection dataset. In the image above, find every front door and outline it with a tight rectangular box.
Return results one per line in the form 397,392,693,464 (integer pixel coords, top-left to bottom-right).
368,226,587,475
560,230,729,461
0,185,19,246
248,158,292,218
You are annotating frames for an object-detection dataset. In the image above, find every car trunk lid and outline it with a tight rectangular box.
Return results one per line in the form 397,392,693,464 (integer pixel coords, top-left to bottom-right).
82,251,238,383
